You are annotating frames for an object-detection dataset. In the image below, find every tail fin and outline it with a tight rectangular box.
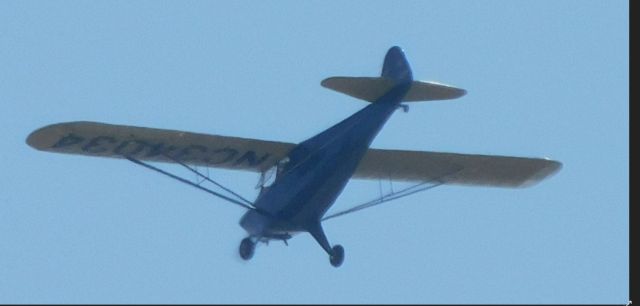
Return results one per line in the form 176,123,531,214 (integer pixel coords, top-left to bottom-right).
321,46,466,103
381,46,413,83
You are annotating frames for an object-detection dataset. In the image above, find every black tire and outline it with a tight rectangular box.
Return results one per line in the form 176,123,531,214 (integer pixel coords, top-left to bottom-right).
239,237,255,260
329,244,345,267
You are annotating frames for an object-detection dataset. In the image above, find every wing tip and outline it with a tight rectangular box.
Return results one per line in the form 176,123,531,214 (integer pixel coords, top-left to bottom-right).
25,121,88,151
517,159,563,188
26,124,56,151
450,87,467,99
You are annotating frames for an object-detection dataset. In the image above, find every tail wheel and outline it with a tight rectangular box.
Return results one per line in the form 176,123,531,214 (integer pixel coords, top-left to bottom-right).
329,244,345,267
239,237,255,260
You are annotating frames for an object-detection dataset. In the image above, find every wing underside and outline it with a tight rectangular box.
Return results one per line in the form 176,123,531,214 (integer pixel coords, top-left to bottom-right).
27,121,561,188
356,149,562,188
26,121,294,173
321,77,467,102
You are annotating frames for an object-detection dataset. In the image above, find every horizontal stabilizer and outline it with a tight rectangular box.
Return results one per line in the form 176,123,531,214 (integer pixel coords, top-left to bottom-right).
321,77,466,103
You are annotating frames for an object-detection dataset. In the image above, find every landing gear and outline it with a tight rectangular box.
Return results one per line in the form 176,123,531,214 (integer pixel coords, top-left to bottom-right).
329,244,345,267
239,237,256,260
308,223,345,268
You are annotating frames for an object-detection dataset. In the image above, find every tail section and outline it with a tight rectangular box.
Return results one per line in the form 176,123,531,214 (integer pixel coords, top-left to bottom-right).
381,46,413,84
321,46,466,103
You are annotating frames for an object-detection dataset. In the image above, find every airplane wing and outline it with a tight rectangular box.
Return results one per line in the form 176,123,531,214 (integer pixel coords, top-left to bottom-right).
26,121,294,173
355,149,562,188
27,121,561,188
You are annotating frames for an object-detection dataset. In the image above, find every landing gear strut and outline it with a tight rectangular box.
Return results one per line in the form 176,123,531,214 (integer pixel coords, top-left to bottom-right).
239,237,256,260
308,222,346,268
329,244,345,267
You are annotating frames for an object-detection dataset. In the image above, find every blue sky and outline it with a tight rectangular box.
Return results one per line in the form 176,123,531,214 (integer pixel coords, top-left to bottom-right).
0,1,628,303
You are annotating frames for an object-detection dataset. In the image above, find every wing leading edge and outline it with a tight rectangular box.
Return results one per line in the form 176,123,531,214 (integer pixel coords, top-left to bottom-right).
27,121,561,188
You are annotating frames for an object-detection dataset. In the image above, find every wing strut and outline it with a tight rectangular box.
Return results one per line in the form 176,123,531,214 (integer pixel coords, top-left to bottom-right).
125,156,257,211
162,153,254,207
322,168,462,221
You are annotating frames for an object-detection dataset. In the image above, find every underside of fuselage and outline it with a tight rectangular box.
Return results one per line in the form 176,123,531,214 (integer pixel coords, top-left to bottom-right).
237,46,413,267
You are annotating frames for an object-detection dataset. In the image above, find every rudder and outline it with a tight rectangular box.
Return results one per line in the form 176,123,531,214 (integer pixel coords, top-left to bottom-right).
381,46,413,84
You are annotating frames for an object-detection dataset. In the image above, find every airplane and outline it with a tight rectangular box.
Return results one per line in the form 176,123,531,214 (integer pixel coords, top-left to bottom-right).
26,46,562,267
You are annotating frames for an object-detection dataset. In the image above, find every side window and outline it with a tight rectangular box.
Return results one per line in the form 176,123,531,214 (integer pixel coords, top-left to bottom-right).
260,164,277,188
276,157,290,178
258,156,291,189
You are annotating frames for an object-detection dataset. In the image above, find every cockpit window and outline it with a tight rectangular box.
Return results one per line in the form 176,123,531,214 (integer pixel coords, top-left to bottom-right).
276,157,290,177
258,156,290,189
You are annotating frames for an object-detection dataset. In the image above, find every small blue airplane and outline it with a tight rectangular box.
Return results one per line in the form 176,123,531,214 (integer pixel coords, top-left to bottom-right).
27,46,561,267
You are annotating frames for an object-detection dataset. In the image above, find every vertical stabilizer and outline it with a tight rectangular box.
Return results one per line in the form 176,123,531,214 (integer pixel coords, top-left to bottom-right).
381,46,413,83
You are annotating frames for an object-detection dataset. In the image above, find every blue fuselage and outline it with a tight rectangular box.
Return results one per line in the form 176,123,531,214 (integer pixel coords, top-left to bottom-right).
239,83,411,239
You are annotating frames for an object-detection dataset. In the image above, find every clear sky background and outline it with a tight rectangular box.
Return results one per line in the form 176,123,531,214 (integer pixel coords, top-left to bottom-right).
0,1,628,304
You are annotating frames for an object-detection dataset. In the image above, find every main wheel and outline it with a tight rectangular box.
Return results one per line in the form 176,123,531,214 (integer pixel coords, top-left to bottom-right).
329,244,344,267
239,237,255,260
